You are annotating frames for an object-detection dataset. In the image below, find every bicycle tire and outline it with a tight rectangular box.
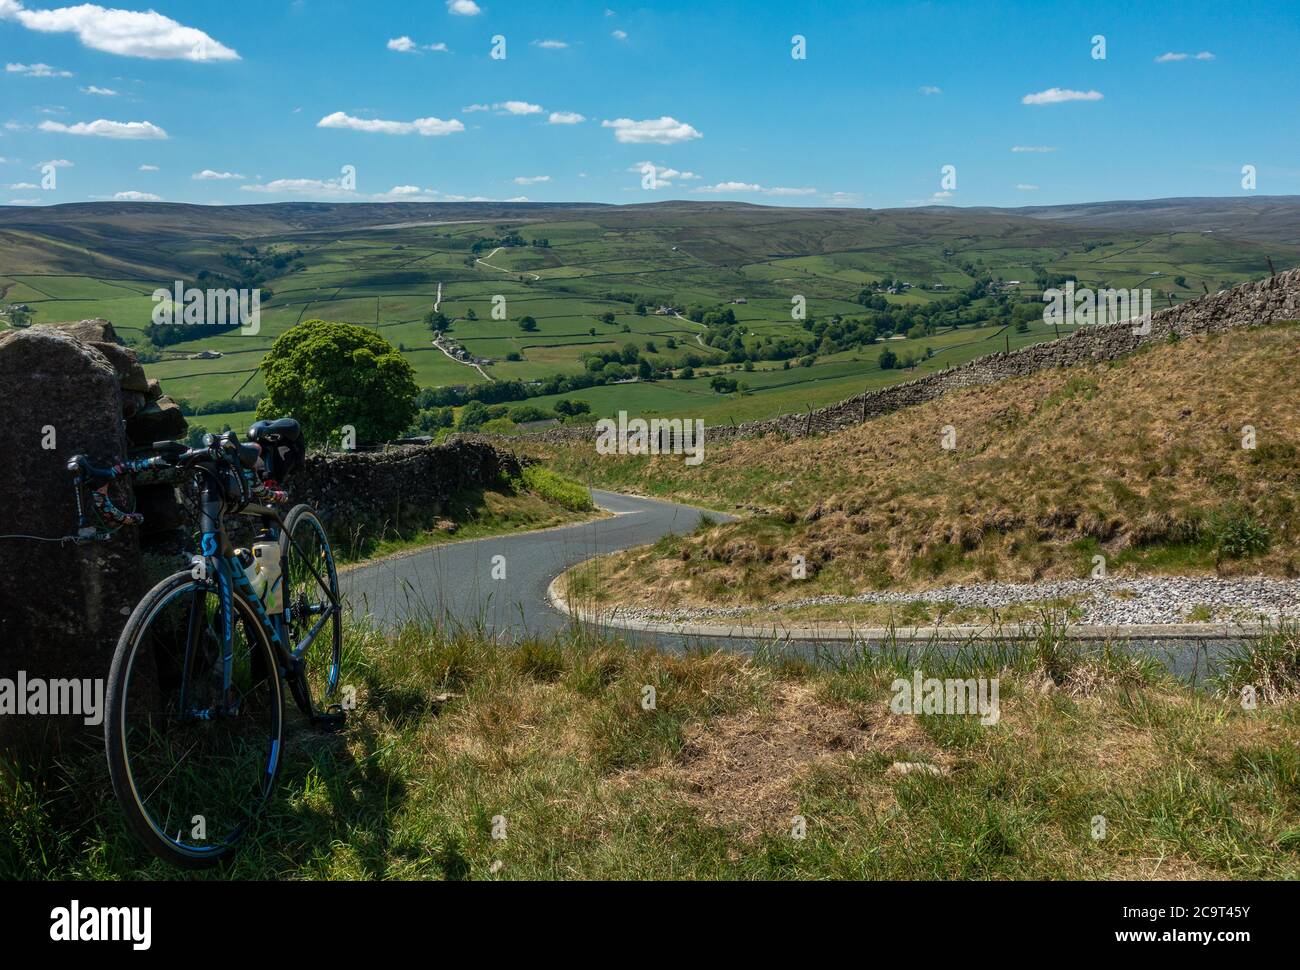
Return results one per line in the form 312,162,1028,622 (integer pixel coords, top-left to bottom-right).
105,570,284,869
281,504,342,720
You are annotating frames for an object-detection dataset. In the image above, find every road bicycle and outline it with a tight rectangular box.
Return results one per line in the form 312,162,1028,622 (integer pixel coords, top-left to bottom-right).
68,418,344,868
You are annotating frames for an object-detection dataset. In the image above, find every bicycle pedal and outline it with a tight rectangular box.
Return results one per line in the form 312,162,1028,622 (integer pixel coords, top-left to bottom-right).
314,705,347,731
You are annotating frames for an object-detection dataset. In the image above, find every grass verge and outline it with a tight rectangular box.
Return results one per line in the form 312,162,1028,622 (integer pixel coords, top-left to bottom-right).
4,621,1298,880
335,471,598,565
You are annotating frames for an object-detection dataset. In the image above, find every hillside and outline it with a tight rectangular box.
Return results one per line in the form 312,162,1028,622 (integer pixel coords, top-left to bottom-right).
539,320,1300,614
4,196,1299,433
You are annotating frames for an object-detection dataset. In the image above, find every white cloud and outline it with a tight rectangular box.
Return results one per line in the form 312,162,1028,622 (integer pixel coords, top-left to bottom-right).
495,100,543,115
7,181,38,189
695,181,761,193
462,103,490,113
694,180,818,197
446,0,480,15
6,62,72,77
628,162,700,188
38,118,167,138
112,190,161,201
7,197,42,205
513,175,550,185
1015,183,1039,191
918,85,941,95
192,169,245,180
37,157,72,167
930,190,954,201
602,115,702,144
80,84,117,95
547,111,585,124
1021,87,1103,105
138,163,158,171
0,1,239,62
532,39,567,49
317,111,464,136
242,177,352,197
371,185,440,201
824,191,861,204
1156,50,1215,63
1011,145,1058,152
612,29,627,40
388,36,449,53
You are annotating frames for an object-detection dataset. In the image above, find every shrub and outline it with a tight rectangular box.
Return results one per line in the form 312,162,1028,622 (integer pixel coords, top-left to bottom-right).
1209,510,1272,561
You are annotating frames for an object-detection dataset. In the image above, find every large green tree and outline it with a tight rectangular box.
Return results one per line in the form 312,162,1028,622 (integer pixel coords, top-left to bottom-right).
256,319,418,447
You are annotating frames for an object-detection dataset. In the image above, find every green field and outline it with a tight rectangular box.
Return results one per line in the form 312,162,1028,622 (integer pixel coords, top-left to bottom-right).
3,200,1296,426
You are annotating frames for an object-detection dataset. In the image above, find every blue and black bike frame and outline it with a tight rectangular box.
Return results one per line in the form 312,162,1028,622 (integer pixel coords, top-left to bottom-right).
182,477,338,722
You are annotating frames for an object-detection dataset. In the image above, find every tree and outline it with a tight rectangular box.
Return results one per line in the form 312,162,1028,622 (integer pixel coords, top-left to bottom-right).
466,308,478,321
457,400,490,431
554,399,591,418
519,315,538,332
424,310,450,331
878,347,898,370
256,319,418,447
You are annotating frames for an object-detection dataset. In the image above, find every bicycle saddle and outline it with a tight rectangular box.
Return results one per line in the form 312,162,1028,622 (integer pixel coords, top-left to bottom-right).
248,418,301,444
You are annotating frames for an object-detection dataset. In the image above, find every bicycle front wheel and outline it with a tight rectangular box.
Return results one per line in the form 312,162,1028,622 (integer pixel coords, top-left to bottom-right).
281,504,342,719
105,570,284,869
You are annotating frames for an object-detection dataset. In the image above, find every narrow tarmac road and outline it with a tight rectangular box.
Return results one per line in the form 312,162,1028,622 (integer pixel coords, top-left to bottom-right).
342,489,725,637
342,489,1240,680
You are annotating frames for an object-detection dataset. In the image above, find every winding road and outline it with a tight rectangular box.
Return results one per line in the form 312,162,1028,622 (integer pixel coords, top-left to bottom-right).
341,490,1239,679
342,490,725,638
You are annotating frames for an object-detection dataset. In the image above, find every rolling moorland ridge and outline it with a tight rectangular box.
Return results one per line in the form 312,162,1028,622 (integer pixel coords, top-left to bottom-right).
3,196,1299,440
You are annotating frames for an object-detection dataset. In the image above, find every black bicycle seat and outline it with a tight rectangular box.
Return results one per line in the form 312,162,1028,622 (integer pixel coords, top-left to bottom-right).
248,418,301,444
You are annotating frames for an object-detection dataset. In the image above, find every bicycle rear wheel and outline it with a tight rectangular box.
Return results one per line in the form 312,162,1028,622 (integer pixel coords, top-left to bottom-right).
281,504,342,720
105,571,283,869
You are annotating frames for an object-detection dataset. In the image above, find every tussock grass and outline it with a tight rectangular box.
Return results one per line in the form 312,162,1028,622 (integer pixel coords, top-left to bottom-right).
2,620,1298,880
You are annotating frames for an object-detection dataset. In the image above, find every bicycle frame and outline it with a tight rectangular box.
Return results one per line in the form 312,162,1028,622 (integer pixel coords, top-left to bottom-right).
181,483,340,720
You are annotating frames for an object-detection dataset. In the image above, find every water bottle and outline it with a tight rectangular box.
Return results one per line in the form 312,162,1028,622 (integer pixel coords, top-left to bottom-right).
237,548,268,600
253,541,283,614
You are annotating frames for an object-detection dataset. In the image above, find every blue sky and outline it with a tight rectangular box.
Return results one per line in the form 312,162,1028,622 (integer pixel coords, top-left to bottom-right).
1,0,1297,209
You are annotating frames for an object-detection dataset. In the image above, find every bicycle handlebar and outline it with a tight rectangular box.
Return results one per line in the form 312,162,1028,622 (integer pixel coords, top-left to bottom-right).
67,431,288,537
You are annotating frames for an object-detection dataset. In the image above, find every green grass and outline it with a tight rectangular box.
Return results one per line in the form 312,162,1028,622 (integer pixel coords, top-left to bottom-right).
333,473,598,564
9,204,1293,426
4,621,1298,880
519,465,595,512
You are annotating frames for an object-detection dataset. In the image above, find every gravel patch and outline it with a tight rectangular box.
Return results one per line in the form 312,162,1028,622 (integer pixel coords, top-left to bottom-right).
608,576,1300,627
